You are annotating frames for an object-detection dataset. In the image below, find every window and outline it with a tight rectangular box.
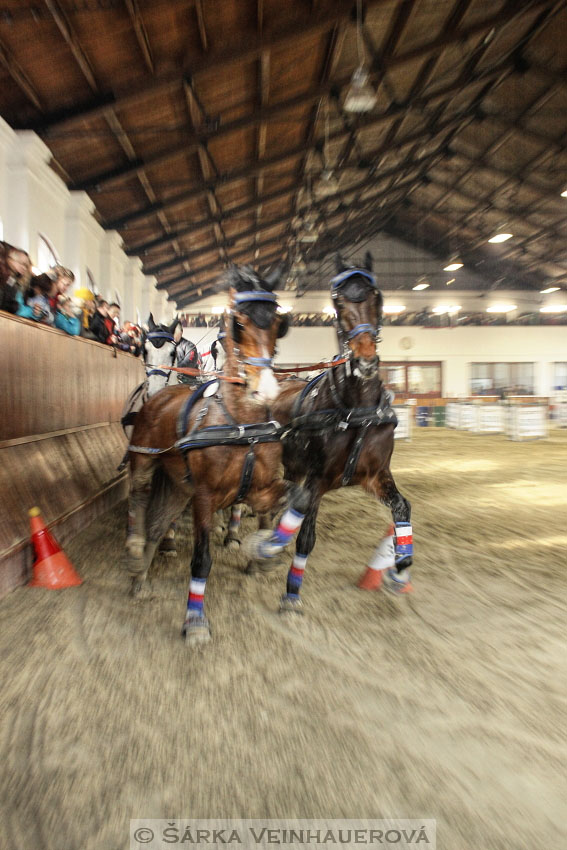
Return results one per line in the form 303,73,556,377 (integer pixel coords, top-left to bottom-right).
470,363,534,396
37,234,59,271
381,361,442,397
86,268,98,295
553,363,567,390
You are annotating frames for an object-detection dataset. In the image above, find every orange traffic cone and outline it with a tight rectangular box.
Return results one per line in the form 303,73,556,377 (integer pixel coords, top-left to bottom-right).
28,507,82,589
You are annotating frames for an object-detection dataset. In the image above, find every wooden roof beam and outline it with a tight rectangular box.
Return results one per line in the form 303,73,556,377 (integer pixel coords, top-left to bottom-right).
43,0,99,92
22,0,392,132
170,171,433,299
149,146,446,278
124,0,155,74
0,38,43,111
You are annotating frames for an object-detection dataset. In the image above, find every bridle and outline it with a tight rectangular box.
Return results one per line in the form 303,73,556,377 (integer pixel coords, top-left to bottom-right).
231,289,278,374
329,268,381,376
144,330,178,381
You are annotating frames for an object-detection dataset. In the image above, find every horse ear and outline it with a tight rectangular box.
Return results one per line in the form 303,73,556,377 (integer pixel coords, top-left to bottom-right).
148,312,156,331
364,251,373,271
335,253,346,274
277,312,290,339
264,264,284,292
168,315,179,335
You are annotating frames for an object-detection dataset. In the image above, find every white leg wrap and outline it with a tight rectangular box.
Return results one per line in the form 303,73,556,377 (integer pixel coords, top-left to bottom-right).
368,527,395,571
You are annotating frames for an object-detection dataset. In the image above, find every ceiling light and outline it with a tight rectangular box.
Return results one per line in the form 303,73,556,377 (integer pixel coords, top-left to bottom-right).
488,232,513,243
540,304,567,313
443,262,463,271
561,189,567,198
413,282,430,291
540,286,560,294
445,278,456,286
344,66,377,113
486,304,517,313
383,305,406,314
432,305,461,314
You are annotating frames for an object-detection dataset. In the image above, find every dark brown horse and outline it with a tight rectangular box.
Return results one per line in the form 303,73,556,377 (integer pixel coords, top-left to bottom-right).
243,252,413,611
126,266,308,644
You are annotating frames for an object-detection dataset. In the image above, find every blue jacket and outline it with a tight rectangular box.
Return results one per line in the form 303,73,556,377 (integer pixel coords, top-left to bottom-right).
55,310,81,336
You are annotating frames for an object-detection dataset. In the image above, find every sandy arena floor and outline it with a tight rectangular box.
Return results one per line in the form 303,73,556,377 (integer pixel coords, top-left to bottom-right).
0,429,566,850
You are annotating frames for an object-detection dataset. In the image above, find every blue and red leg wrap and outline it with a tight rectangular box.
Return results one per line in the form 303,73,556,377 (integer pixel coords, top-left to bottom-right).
394,521,413,569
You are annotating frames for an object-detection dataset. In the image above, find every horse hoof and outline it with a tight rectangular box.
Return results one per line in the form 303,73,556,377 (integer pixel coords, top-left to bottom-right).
279,594,304,615
158,538,178,557
241,529,278,561
181,614,211,646
223,536,241,551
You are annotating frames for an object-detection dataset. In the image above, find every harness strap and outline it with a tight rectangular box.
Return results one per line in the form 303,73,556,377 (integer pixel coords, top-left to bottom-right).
342,423,371,487
146,368,171,378
245,356,272,368
235,445,257,502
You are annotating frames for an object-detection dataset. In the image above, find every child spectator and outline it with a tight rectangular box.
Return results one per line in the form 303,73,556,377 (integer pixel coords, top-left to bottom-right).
54,295,81,335
18,273,54,325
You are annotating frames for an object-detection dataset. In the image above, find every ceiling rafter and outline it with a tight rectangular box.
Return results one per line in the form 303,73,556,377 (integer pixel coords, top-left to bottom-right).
62,2,546,194
124,0,155,74
171,165,441,301
146,142,449,278
20,0,393,132
103,66,507,231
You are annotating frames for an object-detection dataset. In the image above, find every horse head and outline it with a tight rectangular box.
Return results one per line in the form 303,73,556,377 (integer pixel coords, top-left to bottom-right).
226,264,289,403
330,252,382,378
143,313,180,397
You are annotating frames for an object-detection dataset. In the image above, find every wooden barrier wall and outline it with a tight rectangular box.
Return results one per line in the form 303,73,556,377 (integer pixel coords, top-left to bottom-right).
0,312,144,597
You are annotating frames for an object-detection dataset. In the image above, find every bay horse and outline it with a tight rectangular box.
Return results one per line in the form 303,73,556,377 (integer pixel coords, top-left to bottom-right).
126,266,308,645
244,252,413,611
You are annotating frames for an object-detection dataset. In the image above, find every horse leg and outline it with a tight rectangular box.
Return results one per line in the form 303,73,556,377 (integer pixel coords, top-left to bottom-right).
130,468,189,596
126,454,154,571
181,498,213,646
279,483,322,614
244,512,277,574
223,504,242,549
241,483,310,562
359,470,413,595
158,522,178,557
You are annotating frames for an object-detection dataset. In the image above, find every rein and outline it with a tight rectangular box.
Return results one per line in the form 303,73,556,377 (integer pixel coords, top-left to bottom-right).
273,356,349,374
158,364,246,384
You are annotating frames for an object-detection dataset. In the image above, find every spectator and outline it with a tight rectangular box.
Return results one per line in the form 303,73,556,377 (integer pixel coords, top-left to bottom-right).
54,295,81,335
1,244,32,314
89,299,114,344
18,273,54,325
48,265,75,312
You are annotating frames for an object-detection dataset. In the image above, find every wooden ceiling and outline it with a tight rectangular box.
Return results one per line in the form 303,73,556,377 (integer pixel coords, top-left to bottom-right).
1,0,567,303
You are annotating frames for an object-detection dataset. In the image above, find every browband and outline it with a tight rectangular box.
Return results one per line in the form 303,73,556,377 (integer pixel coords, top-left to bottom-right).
233,290,277,305
330,269,377,293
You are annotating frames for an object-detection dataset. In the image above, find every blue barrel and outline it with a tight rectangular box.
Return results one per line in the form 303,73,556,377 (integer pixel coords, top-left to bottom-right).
417,406,430,427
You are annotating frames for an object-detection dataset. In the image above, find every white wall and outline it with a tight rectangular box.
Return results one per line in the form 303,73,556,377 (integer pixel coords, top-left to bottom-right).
0,116,162,325
271,326,567,397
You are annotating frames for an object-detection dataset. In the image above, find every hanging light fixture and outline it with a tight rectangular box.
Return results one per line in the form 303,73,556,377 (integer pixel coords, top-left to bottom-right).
344,1,376,113
540,286,560,294
443,259,463,271
317,101,339,196
413,282,430,291
488,223,513,244
560,189,567,198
